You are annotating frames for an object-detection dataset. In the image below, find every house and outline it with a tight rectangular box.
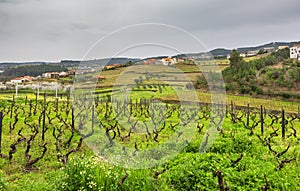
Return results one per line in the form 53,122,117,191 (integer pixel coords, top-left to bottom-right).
263,47,275,53
50,72,60,78
290,44,300,60
104,65,115,70
42,73,51,78
216,55,226,59
42,72,60,79
113,63,121,68
10,76,32,84
247,50,259,57
97,75,106,80
178,58,185,62
11,78,25,84
23,76,32,81
59,71,69,78
143,59,156,65
239,53,247,58
278,46,289,50
68,70,76,75
74,68,94,75
160,57,177,65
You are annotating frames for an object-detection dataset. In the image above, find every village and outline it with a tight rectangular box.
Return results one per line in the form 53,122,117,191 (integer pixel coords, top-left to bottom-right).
1,43,299,93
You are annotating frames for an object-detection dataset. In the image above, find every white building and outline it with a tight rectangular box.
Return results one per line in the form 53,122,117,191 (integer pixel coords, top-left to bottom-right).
59,71,69,78
263,47,275,53
42,72,60,79
160,57,177,66
278,46,289,50
10,76,31,84
290,44,300,60
239,53,247,58
247,50,259,57
10,78,25,84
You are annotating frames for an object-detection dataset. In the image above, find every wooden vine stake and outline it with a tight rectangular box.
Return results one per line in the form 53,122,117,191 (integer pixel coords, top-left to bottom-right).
42,93,46,141
282,109,285,139
0,112,2,154
246,103,250,127
260,105,264,135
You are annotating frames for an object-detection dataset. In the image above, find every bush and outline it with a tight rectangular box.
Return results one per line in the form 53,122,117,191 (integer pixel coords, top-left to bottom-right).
225,83,234,91
255,87,264,95
0,172,6,190
266,69,281,80
239,86,250,94
278,92,291,99
58,155,157,191
162,153,223,191
185,82,194,90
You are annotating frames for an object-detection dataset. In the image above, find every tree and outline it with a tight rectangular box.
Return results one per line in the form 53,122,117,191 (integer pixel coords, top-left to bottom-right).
229,49,244,69
272,48,290,61
258,49,265,55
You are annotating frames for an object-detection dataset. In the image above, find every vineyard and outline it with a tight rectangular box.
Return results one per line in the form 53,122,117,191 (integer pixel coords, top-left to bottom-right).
1,1,300,190
0,91,299,190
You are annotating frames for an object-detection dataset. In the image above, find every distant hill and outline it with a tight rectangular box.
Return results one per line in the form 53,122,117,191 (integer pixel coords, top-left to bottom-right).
51,58,140,68
0,64,68,81
207,48,231,58
1,41,299,68
0,62,53,69
235,41,300,53
209,41,300,58
177,41,300,59
0,58,140,70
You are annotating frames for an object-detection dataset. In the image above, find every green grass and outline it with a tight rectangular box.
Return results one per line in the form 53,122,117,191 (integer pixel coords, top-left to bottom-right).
0,81,300,190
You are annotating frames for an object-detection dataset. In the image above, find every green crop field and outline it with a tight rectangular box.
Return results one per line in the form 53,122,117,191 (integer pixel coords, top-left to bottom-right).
1,1,299,190
0,52,299,190
0,82,300,190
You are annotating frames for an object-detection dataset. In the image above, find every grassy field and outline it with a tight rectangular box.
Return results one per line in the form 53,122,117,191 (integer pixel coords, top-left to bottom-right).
0,90,300,190
0,57,300,190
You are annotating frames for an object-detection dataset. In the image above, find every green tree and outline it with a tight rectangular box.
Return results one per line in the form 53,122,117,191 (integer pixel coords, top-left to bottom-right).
272,48,290,61
229,49,244,69
258,49,265,55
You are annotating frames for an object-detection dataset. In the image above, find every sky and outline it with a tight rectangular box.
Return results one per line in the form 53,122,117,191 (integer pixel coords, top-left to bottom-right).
0,0,299,62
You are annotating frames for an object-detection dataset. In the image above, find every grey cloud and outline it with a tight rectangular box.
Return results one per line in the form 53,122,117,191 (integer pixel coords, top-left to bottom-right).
71,23,90,31
0,0,20,4
0,0,299,61
119,0,300,31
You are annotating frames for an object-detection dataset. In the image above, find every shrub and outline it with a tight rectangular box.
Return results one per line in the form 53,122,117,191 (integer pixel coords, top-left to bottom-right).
185,82,194,90
255,87,264,95
0,172,6,190
58,155,157,191
278,92,291,99
239,86,250,94
161,153,223,191
225,83,234,91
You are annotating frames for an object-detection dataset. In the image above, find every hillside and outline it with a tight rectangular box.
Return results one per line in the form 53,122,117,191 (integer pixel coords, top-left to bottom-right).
0,58,140,80
0,58,140,71
177,41,300,58
1,41,299,68
61,57,140,68
191,47,300,100
221,48,300,100
0,64,68,81
236,41,300,53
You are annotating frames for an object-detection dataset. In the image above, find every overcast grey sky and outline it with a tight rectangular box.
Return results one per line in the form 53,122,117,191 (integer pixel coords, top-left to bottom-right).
0,0,299,62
